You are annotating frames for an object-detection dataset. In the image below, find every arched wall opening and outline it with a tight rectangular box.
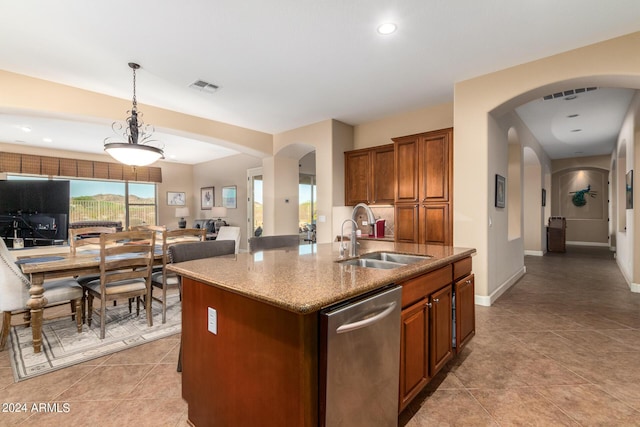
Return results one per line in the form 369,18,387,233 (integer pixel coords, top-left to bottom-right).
507,128,522,241
523,147,543,254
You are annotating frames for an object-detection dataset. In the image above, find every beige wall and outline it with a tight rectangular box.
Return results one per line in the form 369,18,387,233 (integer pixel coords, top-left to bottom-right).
0,70,273,158
273,119,351,244
353,102,453,149
192,154,262,251
455,31,640,302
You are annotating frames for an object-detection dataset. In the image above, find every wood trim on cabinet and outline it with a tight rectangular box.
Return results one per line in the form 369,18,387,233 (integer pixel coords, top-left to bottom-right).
453,256,472,281
401,264,452,308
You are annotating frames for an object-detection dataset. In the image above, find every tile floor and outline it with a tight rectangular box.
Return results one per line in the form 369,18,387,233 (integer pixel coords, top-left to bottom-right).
1,245,639,426
400,246,640,426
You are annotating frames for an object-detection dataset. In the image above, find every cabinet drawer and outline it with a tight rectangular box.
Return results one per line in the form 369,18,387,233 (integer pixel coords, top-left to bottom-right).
453,257,472,281
401,264,452,308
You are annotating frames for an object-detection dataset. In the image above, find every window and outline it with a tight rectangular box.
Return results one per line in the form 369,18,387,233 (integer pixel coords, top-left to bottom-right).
8,175,157,229
299,174,316,236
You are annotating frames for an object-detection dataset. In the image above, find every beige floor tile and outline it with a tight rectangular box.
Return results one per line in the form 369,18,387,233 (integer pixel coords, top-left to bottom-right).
127,363,182,400
535,384,640,425
56,365,154,401
409,389,499,426
470,387,580,426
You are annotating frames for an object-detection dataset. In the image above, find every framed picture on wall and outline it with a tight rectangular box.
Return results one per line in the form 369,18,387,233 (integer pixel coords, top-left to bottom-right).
542,188,547,207
626,170,633,209
222,185,237,209
167,191,186,206
200,186,214,210
495,174,506,208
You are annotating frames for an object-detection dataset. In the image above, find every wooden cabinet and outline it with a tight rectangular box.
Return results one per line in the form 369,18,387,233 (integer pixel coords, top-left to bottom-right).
398,258,474,413
344,144,395,205
430,284,453,374
398,265,454,413
394,128,453,245
399,298,430,411
453,256,475,352
455,273,475,352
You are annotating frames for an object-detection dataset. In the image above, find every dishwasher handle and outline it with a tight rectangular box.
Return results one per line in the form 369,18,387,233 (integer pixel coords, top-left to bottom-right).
336,302,397,334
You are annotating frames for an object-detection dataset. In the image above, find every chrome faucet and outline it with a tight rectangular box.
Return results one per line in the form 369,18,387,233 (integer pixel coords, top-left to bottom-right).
340,219,358,258
351,203,376,235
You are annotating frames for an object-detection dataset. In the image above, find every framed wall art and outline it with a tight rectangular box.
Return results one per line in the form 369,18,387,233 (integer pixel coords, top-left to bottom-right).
200,186,214,210
495,174,506,208
222,185,237,209
167,191,186,206
542,188,546,207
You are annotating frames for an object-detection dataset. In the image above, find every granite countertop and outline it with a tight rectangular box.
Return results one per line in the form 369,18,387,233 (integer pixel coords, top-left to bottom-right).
167,241,476,314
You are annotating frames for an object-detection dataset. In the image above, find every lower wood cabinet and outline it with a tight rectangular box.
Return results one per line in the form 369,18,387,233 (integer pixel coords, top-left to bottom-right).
398,258,474,414
399,298,430,412
455,273,475,352
430,284,453,374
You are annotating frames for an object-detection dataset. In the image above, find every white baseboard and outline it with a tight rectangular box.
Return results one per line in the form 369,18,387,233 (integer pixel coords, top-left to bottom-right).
566,241,609,247
630,282,640,293
524,250,544,256
475,266,527,306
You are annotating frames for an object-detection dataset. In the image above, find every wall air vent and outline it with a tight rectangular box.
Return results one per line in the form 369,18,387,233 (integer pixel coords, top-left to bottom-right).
189,80,220,93
543,87,597,101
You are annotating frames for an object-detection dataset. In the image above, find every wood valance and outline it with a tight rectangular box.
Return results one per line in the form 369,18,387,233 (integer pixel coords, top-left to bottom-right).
0,152,162,183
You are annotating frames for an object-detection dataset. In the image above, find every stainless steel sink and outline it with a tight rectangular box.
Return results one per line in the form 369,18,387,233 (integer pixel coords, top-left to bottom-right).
360,252,432,264
340,258,406,269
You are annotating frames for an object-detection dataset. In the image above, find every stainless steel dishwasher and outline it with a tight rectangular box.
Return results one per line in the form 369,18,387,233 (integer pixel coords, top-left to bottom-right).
320,285,401,427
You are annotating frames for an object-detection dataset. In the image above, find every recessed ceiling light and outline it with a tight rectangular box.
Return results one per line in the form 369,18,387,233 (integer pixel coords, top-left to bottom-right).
43,137,53,143
20,126,31,133
377,23,397,35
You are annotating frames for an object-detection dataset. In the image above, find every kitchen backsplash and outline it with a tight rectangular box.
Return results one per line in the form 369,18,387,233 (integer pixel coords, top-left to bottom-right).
352,206,394,237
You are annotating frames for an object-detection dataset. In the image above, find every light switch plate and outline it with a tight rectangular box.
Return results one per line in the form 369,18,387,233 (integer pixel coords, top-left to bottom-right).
207,307,217,334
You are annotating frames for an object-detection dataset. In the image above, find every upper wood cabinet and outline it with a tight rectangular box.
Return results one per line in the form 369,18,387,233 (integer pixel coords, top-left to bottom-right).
393,128,452,204
344,144,395,205
393,128,453,245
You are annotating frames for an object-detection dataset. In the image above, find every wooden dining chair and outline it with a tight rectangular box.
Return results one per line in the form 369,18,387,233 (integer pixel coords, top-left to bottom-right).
0,237,83,351
84,229,156,339
151,227,205,323
69,226,117,255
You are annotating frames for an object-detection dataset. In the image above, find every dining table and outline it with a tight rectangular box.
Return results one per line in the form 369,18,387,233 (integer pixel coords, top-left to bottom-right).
15,243,166,353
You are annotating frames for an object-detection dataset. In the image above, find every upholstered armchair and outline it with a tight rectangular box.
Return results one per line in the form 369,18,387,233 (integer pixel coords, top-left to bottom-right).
0,238,83,351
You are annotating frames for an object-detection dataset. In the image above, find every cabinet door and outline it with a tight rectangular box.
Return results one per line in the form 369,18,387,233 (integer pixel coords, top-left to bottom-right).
394,136,419,203
419,204,450,245
418,129,451,203
399,298,430,413
395,204,419,243
430,284,453,375
344,150,371,205
371,145,395,204
455,274,475,352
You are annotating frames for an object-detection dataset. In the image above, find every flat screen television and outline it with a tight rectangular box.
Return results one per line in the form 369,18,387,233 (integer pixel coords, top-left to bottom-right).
0,180,70,246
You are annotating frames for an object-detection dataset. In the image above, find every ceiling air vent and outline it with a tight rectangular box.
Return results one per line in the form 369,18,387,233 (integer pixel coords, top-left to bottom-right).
543,87,597,101
189,80,220,94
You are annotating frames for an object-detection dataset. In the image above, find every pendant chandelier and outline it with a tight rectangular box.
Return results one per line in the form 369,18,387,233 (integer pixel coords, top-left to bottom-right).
104,62,164,166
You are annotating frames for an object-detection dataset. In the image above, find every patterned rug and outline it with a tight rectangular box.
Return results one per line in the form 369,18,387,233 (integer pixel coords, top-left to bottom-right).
8,296,181,381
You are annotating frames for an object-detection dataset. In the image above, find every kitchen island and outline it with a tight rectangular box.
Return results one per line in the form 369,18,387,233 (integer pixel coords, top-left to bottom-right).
168,240,475,426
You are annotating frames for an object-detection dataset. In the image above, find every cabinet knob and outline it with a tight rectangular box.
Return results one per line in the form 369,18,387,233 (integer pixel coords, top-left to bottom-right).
433,298,440,303
466,279,472,284
426,302,432,308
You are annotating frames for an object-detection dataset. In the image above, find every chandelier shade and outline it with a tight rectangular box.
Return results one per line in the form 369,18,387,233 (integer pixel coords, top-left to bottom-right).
104,62,164,167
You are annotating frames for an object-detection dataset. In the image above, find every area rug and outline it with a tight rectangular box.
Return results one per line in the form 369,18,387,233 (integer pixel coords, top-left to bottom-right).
8,295,181,382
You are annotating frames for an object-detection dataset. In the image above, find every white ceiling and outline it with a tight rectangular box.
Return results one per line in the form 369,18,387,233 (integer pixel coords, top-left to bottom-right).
1,1,640,164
